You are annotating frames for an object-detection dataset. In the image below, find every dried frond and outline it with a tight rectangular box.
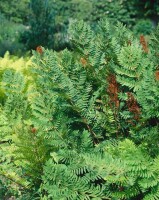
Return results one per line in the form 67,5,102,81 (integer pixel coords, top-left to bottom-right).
140,35,148,53
127,92,140,120
107,74,119,108
36,46,43,54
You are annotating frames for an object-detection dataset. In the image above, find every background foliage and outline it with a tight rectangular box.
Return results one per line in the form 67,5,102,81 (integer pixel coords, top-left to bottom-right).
0,0,158,55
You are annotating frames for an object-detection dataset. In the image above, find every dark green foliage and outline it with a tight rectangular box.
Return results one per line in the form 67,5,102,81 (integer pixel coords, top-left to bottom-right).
0,0,158,53
0,0,30,23
132,0,159,20
91,0,136,27
133,19,154,35
22,0,55,50
0,14,25,56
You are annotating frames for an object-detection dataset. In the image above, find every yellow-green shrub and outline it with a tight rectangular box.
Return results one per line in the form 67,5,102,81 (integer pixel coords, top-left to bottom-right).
0,52,35,102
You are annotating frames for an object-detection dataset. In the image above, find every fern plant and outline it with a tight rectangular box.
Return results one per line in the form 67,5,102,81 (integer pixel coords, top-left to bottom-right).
1,19,159,200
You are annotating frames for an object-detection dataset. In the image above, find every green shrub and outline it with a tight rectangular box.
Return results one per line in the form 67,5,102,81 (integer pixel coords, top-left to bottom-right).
22,0,55,50
133,19,154,35
0,0,30,24
1,19,159,199
0,14,26,56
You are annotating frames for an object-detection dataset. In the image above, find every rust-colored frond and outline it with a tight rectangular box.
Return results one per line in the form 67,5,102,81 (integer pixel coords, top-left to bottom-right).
107,74,119,108
36,46,43,54
140,35,148,53
80,57,87,66
31,127,37,134
127,92,140,121
155,70,159,81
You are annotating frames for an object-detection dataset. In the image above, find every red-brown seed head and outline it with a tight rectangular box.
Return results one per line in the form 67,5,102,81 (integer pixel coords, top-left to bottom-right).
80,57,87,66
36,46,43,54
140,35,148,53
155,70,159,81
31,127,37,134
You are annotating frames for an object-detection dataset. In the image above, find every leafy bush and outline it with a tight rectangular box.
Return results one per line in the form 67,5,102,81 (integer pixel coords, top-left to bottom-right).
22,0,55,50
1,19,159,199
1,0,158,53
0,52,33,104
0,14,26,56
133,19,154,35
0,0,30,23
